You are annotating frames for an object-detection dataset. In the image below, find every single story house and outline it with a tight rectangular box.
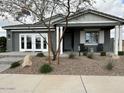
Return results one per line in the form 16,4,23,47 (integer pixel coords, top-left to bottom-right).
2,9,124,55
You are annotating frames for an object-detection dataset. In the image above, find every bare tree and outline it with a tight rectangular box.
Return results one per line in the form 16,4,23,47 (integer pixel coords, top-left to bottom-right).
0,0,58,64
0,0,95,64
53,0,95,64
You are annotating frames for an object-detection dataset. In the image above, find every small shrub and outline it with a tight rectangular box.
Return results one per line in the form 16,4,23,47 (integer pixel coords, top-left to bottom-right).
83,52,88,56
36,52,45,57
118,51,124,56
0,37,6,52
0,48,6,52
105,62,113,70
87,53,94,59
100,51,106,56
39,64,53,74
68,53,75,59
10,61,20,69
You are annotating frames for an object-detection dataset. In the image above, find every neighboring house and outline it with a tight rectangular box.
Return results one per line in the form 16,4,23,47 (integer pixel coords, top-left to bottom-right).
2,9,124,55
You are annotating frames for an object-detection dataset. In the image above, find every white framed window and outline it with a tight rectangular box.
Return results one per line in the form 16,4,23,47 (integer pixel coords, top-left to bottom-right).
85,31,99,44
19,33,48,52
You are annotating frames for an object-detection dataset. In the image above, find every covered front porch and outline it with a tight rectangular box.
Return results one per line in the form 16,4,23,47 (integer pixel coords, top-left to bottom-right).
56,24,123,55
54,9,124,55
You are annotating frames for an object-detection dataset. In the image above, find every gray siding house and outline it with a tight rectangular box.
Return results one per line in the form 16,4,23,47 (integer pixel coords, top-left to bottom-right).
2,9,124,55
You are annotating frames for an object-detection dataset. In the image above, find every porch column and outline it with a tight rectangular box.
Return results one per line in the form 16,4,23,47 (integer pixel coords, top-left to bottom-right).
56,26,59,50
56,26,63,54
114,25,119,55
119,25,123,51
60,26,63,54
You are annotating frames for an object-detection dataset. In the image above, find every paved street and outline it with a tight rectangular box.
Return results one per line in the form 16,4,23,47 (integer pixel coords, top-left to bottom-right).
0,74,124,93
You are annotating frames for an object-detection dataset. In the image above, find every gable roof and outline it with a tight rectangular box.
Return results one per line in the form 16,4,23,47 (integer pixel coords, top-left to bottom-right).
2,14,63,30
53,9,124,25
3,9,124,30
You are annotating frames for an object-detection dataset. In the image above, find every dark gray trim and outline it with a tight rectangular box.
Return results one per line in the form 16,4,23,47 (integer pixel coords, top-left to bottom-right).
10,28,55,32
56,22,119,27
2,25,54,30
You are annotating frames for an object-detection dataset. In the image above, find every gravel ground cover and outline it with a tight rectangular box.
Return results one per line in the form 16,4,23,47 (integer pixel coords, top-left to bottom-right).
1,55,124,76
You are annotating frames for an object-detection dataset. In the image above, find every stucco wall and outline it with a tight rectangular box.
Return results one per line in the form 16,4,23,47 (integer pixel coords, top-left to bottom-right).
6,30,13,52
74,31,80,51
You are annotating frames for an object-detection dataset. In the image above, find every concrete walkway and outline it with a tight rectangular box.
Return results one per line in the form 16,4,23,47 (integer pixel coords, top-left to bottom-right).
0,74,124,93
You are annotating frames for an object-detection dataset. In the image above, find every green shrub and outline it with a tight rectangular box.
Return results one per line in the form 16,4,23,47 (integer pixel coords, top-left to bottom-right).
0,48,6,52
39,64,53,74
118,51,124,56
68,53,75,59
83,52,88,56
10,62,21,69
105,62,113,70
0,37,6,52
100,51,106,56
87,53,94,59
36,52,45,57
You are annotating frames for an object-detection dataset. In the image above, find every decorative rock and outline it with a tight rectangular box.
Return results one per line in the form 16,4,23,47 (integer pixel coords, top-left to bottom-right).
22,55,32,67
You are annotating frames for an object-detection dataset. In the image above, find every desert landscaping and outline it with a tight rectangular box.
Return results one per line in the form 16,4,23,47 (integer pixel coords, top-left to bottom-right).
1,52,124,76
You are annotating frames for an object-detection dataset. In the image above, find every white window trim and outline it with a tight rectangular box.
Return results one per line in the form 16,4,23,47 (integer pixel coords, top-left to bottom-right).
19,33,48,52
80,30,104,45
85,43,98,45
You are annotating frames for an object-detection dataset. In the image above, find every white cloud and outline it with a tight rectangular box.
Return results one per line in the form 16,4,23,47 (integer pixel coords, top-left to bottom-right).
94,0,124,39
0,28,6,37
0,17,19,37
94,0,124,17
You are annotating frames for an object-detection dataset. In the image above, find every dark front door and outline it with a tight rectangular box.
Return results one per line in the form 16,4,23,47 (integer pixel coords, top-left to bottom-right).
63,32,74,51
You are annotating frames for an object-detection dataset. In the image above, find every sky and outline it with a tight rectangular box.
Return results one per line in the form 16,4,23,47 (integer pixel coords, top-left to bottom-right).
0,0,124,37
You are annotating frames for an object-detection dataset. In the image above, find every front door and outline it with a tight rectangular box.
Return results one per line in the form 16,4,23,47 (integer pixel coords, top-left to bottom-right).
63,32,74,51
19,33,48,52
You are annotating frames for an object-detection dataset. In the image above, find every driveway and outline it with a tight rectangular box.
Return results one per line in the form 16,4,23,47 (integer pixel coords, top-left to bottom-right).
0,52,37,72
0,74,124,93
